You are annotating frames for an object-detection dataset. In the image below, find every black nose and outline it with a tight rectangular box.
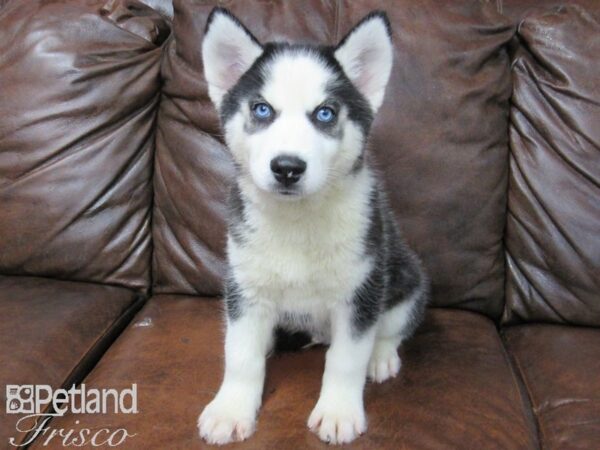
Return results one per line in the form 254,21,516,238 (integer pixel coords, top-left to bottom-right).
270,155,307,186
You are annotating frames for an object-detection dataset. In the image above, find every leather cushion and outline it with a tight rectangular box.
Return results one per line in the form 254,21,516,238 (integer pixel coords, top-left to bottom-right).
0,275,143,446
503,5,600,325
504,325,600,449
36,297,537,449
501,0,600,24
0,0,169,290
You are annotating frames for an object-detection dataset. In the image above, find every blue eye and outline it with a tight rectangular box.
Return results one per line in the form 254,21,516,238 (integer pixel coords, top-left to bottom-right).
252,102,273,119
315,106,335,123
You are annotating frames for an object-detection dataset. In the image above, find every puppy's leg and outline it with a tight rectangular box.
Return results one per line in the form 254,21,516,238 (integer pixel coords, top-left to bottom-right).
198,303,275,445
308,302,376,445
368,286,427,383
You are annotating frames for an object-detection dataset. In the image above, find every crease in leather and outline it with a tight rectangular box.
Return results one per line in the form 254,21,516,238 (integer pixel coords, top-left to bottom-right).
0,271,141,295
153,208,226,295
2,50,161,188
499,328,542,449
508,140,576,270
506,250,570,324
53,104,156,229
333,0,341,43
536,397,592,413
100,0,170,45
1,107,157,288
102,206,153,284
515,60,599,189
156,60,227,146
152,137,217,258
6,288,146,448
502,330,545,449
503,325,600,448
155,137,227,257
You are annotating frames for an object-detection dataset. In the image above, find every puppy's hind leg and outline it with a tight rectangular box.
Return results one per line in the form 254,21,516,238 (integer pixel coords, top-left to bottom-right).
368,274,428,384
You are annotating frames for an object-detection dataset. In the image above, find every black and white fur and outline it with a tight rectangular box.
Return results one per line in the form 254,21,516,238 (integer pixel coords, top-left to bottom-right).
198,8,428,445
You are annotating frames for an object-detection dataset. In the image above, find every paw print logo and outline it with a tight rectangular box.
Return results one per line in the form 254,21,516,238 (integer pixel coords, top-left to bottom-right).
5,385,35,414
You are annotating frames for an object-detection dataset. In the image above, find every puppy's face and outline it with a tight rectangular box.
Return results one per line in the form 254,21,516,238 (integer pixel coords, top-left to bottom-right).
202,9,393,198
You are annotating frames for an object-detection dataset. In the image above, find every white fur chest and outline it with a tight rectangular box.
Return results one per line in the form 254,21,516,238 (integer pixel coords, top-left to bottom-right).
228,173,374,321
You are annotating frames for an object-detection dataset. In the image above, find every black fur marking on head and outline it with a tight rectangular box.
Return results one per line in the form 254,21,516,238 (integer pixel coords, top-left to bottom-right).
219,43,274,124
244,97,279,134
323,65,374,135
307,100,341,137
219,42,375,138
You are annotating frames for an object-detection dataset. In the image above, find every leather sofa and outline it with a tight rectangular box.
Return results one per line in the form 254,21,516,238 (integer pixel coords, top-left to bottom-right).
0,1,598,448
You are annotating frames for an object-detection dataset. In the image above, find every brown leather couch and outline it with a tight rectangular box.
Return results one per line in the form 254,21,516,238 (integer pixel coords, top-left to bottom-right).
1,1,598,449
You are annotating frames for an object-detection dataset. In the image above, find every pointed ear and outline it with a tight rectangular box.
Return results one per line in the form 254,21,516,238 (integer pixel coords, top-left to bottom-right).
334,12,393,112
202,8,263,109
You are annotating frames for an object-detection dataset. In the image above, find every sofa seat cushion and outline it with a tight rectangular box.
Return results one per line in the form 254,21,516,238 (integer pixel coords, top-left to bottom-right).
504,325,600,449
34,296,537,449
0,275,143,446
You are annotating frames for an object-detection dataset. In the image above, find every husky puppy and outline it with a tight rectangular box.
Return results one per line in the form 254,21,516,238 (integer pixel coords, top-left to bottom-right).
198,7,429,445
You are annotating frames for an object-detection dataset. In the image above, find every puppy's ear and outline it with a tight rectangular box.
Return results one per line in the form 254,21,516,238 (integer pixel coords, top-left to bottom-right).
334,12,393,112
202,8,263,109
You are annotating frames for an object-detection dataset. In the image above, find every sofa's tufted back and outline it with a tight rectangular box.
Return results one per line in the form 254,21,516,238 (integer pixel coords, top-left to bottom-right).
0,0,598,326
503,5,600,326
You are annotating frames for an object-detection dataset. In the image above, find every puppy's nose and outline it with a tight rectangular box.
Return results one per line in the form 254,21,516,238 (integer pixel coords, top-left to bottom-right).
270,155,306,186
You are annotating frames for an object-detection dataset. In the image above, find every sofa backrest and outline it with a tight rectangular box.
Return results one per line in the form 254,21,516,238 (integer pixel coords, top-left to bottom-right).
2,0,596,326
0,0,169,291
503,5,600,326
151,0,515,320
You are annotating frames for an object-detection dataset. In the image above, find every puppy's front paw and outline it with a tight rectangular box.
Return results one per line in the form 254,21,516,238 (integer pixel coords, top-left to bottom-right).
198,397,257,445
307,399,367,444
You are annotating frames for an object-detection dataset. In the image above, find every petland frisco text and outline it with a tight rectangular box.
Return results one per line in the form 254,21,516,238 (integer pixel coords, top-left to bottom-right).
6,384,138,447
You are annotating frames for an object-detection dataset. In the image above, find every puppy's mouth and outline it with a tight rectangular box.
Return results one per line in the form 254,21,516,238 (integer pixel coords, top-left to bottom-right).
275,187,303,198
269,184,305,199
